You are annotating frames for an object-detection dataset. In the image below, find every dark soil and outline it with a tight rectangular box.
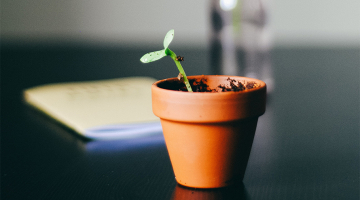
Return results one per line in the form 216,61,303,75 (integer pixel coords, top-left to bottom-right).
157,77,259,92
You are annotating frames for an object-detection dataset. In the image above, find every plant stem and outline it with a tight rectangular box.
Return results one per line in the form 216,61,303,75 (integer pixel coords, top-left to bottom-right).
166,49,193,92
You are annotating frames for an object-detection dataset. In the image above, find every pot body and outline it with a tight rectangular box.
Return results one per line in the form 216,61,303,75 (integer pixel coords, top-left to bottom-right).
152,75,266,188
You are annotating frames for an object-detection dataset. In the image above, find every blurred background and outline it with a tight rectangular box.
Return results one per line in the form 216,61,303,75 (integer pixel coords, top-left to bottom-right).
2,0,359,48
1,0,359,93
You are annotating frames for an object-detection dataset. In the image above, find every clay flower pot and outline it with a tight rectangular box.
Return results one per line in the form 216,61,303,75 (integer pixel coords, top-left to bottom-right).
152,75,266,188
170,184,246,200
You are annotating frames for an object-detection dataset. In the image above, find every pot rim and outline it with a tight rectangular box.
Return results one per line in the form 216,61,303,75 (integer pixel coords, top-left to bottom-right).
152,75,267,122
152,75,266,95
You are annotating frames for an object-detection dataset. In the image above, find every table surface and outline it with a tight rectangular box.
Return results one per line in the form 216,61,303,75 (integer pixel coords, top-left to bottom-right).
1,43,359,200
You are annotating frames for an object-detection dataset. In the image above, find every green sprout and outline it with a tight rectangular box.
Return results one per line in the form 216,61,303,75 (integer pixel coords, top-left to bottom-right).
140,29,193,92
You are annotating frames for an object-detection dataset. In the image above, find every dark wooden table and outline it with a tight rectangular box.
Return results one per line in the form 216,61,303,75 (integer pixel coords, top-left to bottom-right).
1,43,359,199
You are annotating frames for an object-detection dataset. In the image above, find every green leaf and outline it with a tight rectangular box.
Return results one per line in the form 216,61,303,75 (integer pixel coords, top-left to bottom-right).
163,29,174,49
140,49,166,63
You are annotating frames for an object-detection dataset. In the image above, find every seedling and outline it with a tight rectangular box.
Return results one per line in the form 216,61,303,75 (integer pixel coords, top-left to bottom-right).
140,29,193,92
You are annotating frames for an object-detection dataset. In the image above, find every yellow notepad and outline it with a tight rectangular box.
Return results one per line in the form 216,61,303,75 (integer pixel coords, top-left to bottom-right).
23,77,162,140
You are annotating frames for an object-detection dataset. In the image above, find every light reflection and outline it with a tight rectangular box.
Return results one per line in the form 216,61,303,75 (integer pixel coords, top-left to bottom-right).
170,183,248,200
220,0,238,11
84,122,162,140
85,134,164,153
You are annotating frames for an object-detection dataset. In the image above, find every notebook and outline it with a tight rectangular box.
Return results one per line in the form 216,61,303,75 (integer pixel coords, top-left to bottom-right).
23,77,162,140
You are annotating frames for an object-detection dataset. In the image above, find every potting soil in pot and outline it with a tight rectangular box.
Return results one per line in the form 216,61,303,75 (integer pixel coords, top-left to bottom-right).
158,77,260,92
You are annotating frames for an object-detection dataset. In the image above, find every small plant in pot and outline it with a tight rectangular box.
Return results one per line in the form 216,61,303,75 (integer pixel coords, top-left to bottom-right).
141,30,266,188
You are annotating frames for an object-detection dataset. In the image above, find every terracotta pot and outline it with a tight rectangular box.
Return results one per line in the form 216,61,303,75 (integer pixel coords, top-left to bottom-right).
170,184,246,200
152,75,266,188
